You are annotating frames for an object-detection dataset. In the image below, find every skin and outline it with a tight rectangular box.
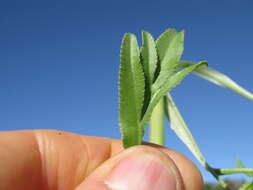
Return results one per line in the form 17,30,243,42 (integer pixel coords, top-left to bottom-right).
0,130,203,190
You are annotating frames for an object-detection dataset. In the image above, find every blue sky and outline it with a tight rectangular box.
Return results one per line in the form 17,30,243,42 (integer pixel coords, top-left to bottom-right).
1,0,253,183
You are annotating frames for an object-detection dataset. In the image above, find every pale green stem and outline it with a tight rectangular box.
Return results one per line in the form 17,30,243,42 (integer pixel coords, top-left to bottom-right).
150,98,164,146
219,168,253,175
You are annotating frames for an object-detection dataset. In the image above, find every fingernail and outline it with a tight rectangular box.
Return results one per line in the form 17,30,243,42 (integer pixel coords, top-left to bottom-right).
105,154,177,190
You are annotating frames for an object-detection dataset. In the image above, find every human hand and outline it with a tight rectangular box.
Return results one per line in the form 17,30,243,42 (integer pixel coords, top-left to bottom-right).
0,130,203,190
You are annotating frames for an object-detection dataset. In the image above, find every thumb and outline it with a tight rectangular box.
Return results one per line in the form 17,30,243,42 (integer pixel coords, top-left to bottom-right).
75,145,184,190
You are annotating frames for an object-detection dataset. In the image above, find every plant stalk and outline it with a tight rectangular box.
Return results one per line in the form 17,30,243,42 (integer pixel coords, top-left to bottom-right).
150,98,165,146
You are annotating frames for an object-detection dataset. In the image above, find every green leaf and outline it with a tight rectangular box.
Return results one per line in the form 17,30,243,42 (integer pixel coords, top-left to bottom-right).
236,158,245,168
165,93,207,166
153,29,184,92
141,31,158,87
239,182,253,190
178,61,253,101
156,29,177,63
165,94,231,188
140,31,158,117
141,62,206,129
165,61,207,91
119,33,145,148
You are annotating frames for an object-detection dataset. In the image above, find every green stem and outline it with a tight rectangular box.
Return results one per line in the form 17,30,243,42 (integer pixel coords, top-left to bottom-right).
219,168,253,175
150,98,164,146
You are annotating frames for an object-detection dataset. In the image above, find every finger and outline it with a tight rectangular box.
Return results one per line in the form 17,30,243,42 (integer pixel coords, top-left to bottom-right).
0,130,203,190
75,145,185,190
0,130,119,190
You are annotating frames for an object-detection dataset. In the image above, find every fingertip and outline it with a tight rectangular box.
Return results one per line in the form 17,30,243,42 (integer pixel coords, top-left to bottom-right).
76,145,184,190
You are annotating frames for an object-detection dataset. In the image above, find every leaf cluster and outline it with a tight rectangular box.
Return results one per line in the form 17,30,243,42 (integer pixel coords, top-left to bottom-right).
119,29,206,148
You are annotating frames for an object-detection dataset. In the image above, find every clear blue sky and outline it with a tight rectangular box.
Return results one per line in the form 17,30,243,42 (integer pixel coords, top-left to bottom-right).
1,0,253,183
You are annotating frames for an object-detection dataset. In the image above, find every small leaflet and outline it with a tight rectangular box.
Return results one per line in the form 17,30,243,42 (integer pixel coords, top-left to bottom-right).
119,33,145,148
